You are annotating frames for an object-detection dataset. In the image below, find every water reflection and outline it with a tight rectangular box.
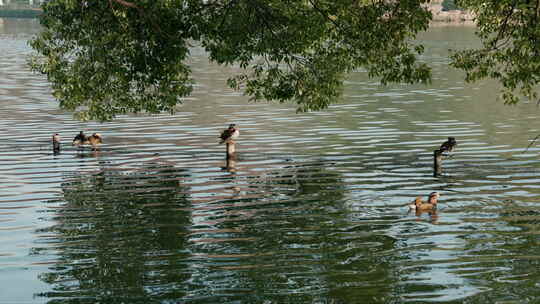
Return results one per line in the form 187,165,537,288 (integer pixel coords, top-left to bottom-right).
35,156,367,303
0,17,40,35
36,162,193,302
411,209,439,224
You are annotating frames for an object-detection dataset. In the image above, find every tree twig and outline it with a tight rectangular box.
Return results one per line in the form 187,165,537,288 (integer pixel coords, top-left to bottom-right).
524,133,540,153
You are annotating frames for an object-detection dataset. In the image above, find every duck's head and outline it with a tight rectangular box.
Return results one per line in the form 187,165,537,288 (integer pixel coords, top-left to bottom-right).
92,133,103,143
228,124,236,129
448,137,456,144
428,192,440,204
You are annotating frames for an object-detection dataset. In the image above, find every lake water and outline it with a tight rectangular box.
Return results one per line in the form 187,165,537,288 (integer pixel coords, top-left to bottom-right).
1,18,540,304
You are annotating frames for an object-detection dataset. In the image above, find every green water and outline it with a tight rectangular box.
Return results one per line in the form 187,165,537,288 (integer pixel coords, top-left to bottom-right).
1,19,540,303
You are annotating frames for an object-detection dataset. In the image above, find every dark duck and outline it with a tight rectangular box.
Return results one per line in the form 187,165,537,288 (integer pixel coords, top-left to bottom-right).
219,124,239,144
438,137,457,154
52,133,61,153
72,131,103,149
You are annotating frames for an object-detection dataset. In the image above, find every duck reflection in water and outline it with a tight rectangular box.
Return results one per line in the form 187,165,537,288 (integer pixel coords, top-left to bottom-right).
415,209,439,224
221,158,237,173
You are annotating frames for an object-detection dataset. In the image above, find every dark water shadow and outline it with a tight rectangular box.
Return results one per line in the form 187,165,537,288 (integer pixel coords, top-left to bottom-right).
35,161,193,303
30,154,410,303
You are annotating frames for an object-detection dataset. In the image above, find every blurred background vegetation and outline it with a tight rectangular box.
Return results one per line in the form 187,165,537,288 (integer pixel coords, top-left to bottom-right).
0,0,42,18
442,0,461,11
0,0,463,19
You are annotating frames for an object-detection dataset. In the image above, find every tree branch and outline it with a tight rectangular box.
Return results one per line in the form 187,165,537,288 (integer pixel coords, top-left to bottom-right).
308,0,340,29
219,0,239,31
493,1,517,49
111,0,139,9
524,133,540,153
108,0,172,39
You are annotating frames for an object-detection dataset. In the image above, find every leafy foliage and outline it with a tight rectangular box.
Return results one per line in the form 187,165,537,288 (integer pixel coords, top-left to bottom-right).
30,0,432,121
451,0,540,105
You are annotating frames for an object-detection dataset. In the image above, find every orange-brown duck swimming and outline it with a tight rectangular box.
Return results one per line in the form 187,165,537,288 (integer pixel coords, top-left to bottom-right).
409,192,440,211
72,131,103,149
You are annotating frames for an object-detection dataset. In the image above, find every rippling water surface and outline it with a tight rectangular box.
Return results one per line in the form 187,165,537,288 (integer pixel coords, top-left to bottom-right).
2,19,540,303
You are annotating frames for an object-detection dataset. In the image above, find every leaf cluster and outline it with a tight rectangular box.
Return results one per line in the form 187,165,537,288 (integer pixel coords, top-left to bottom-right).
451,0,540,105
30,0,432,121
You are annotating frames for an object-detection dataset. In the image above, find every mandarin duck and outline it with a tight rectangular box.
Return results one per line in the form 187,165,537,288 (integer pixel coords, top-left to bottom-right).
72,131,103,149
409,192,440,211
219,124,239,144
72,131,86,147
439,137,457,154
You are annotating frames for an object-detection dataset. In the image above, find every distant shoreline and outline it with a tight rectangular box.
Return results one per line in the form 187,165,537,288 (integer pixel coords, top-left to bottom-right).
427,1,475,26
0,8,42,18
0,5,475,25
430,10,475,25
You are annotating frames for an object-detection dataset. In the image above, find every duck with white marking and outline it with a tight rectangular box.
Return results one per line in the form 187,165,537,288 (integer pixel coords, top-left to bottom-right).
439,137,457,154
409,192,440,211
219,124,239,144
72,131,103,150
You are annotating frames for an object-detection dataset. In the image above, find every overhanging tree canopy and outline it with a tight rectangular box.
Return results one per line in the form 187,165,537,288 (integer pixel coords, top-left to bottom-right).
30,0,540,121
452,0,540,105
30,0,432,121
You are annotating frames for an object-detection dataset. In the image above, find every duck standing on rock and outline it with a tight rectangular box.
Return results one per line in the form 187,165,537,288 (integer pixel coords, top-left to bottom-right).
439,137,457,154
409,192,440,211
219,124,239,144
